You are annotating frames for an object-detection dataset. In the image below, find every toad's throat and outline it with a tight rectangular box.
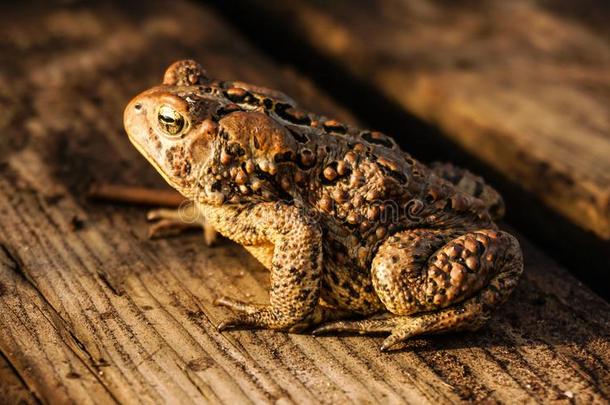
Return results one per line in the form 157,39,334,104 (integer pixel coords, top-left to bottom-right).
126,132,193,198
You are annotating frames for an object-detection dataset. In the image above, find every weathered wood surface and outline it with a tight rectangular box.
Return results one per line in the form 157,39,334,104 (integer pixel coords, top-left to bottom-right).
232,0,610,241
0,350,37,405
0,0,610,403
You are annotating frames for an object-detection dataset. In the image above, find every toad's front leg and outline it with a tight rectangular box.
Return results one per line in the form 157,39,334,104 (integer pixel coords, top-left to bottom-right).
202,202,324,331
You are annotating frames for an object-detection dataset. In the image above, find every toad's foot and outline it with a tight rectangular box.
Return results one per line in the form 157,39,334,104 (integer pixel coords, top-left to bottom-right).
214,296,276,330
147,203,217,245
312,317,396,340
215,296,264,315
312,301,485,352
215,296,355,333
215,295,297,331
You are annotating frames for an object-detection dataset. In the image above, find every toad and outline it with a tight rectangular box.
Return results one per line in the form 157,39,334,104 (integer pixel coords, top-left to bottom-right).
124,60,523,351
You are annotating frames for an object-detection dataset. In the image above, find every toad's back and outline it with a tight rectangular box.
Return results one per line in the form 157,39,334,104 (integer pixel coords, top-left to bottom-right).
213,79,490,203
207,78,497,264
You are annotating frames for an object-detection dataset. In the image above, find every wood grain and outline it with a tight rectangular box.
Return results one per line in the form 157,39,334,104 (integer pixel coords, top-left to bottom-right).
233,0,610,241
0,350,38,405
0,0,609,403
0,244,117,404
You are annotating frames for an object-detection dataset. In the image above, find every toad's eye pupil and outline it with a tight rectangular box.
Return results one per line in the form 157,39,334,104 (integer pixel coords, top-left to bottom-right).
158,105,185,135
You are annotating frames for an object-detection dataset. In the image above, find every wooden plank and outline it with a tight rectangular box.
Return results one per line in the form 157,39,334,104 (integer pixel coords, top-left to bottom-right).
0,351,38,405
222,0,610,241
0,244,117,404
0,0,609,403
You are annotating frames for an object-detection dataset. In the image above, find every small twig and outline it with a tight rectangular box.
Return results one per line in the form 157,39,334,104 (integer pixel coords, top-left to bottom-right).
88,183,185,207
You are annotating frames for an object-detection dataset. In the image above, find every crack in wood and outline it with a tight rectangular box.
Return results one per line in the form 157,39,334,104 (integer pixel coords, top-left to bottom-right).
0,242,29,283
96,270,124,297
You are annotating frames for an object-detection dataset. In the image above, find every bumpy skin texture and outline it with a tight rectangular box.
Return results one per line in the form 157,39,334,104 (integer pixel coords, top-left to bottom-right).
124,60,523,351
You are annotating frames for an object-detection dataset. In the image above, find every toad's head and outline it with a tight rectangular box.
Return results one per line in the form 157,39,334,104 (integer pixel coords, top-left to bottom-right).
124,60,222,199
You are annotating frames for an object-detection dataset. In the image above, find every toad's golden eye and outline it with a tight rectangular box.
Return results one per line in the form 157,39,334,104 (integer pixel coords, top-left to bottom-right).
157,105,186,136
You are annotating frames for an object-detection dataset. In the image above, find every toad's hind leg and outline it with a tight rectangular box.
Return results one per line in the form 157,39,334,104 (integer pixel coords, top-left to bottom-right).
314,229,523,351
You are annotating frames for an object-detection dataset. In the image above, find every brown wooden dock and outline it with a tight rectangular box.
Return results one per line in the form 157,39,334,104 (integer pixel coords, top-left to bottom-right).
1,1,609,403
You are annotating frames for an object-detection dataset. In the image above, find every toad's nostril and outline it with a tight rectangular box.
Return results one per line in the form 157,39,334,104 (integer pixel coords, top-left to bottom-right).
134,103,142,110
